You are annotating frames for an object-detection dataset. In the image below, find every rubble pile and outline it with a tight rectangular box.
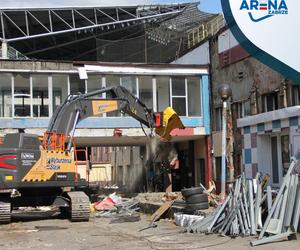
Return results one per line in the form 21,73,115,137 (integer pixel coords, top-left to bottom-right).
93,193,141,223
185,159,300,246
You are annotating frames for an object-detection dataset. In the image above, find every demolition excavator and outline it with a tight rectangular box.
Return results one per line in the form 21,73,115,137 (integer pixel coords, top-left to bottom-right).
0,86,184,223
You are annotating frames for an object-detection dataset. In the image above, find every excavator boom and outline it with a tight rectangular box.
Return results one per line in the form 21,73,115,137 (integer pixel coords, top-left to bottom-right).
46,86,184,146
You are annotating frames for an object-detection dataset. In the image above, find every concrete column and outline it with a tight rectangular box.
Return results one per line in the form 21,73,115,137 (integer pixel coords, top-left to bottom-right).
282,79,288,108
250,85,258,115
1,41,8,59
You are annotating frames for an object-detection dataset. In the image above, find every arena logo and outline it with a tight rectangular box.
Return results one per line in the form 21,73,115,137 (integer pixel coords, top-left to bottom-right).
240,0,288,22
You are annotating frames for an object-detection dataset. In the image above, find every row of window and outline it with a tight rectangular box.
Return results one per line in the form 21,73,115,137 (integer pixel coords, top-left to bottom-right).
0,73,202,118
214,86,300,131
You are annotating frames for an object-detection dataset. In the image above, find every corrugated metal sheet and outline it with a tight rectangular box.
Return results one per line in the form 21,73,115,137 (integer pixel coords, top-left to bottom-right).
0,0,150,9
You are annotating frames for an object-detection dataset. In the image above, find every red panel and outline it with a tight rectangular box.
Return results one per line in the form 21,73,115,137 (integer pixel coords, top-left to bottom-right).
219,45,250,68
155,113,162,127
170,128,194,136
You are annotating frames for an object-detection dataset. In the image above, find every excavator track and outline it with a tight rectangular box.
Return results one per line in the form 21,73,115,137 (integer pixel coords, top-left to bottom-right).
67,191,90,222
0,200,11,224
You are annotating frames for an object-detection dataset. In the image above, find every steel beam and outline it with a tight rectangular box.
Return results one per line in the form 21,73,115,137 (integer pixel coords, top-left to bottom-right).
267,185,272,213
248,180,256,235
5,11,180,42
259,160,296,239
251,231,295,247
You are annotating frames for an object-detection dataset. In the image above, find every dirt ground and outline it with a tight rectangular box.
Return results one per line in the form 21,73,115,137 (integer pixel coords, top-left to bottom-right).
0,209,299,250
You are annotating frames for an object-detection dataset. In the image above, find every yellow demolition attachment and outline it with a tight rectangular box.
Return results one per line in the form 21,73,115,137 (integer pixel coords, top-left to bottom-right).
155,107,185,141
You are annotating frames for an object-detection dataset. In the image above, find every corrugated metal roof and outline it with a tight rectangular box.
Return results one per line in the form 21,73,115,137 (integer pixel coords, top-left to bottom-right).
160,3,217,32
0,0,198,10
0,1,145,9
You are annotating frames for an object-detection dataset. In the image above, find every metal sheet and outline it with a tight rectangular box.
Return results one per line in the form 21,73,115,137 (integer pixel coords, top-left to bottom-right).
259,160,295,239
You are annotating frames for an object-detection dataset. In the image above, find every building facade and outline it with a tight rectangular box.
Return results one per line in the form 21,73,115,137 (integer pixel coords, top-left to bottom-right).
0,60,211,192
209,27,300,187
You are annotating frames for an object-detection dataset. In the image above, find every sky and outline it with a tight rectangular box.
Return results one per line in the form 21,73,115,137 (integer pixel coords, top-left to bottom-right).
0,0,223,13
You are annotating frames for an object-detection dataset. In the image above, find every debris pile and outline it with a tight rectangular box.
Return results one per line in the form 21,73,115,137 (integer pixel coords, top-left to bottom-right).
93,192,122,211
185,159,300,246
93,193,141,224
174,213,204,227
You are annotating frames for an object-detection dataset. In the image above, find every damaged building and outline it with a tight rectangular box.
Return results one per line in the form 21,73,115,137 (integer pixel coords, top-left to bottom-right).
209,26,300,187
0,0,298,194
0,2,219,193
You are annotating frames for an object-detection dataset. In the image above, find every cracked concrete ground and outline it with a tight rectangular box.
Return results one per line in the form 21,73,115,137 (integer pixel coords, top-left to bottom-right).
0,210,299,250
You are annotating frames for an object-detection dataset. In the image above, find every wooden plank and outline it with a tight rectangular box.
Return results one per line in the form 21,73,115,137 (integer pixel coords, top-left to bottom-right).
150,193,182,222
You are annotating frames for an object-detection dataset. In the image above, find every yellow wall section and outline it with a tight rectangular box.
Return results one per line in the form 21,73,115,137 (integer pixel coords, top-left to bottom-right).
22,150,76,182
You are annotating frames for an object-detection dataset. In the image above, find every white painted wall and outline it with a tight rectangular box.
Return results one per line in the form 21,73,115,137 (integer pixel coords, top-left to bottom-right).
218,29,239,54
171,41,210,65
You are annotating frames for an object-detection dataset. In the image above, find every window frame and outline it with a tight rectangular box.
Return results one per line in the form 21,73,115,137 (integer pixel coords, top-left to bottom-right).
170,76,188,117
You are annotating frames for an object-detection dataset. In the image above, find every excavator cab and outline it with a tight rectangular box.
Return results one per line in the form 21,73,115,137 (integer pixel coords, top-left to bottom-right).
155,107,185,141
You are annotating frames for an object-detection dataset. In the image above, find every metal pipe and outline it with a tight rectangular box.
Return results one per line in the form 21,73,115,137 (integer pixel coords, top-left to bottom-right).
267,185,272,214
259,160,296,239
248,180,256,235
221,100,227,202
251,231,295,247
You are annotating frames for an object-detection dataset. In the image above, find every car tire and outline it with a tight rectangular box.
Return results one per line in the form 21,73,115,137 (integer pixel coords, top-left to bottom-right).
181,187,204,197
185,194,208,204
185,202,209,211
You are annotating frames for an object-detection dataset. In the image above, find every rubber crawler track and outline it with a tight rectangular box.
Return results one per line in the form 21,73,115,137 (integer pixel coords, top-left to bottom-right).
67,191,90,222
0,200,11,224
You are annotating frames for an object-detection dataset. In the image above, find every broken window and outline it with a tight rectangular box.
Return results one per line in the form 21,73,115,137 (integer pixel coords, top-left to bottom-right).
262,93,278,112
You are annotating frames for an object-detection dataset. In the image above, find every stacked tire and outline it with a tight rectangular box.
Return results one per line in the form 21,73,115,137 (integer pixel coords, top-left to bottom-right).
181,187,209,213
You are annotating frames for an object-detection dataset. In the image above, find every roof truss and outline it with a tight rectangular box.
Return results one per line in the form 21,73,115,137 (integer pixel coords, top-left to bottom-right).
0,5,185,42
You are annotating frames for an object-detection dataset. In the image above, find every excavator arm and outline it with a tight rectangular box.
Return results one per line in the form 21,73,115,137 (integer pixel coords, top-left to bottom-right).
46,86,184,150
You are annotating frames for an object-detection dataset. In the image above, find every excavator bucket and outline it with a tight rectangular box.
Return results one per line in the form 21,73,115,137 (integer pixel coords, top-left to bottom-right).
155,107,185,141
